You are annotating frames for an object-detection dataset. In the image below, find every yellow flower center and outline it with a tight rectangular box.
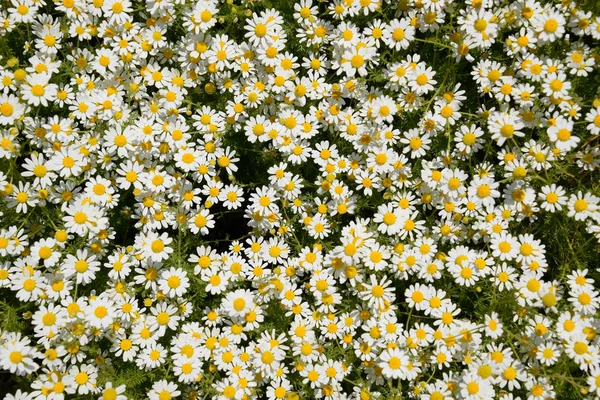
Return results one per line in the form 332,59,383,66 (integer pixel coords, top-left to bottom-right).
388,357,401,369
574,341,588,355
0,103,14,116
151,240,164,253
233,298,246,311
75,372,88,385
474,19,487,32
544,19,558,33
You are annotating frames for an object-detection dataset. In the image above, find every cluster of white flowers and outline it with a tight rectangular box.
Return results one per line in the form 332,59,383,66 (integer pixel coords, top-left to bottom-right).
0,0,600,399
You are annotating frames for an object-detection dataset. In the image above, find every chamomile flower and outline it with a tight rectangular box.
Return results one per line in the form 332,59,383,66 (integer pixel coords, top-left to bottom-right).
9,181,37,214
0,334,40,376
0,0,598,397
537,184,566,212
47,147,85,178
567,191,599,222
140,232,174,262
7,0,39,24
565,335,596,365
459,372,495,399
409,64,437,95
189,208,215,235
488,108,525,146
491,263,517,292
149,302,181,336
100,383,127,400
378,347,410,380
547,116,580,152
30,237,60,267
307,214,331,240
383,18,415,50
63,250,100,285
21,72,56,106
373,203,406,235
534,8,566,44
491,232,520,261
86,295,116,329
361,275,394,310
34,23,62,55
0,94,25,125
400,129,430,159
463,9,499,49
159,267,190,298
148,380,180,400
483,312,504,339
534,341,560,366
441,168,469,199
223,289,255,318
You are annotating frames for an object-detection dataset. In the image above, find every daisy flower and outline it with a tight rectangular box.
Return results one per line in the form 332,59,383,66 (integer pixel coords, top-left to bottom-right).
534,7,566,43
361,274,395,310
409,65,437,95
148,380,181,400
47,147,85,178
547,116,580,152
400,129,430,159
491,263,517,292
0,334,40,376
86,295,116,330
567,191,599,222
488,108,525,146
223,289,255,318
378,348,410,380
21,72,56,107
100,383,127,400
491,232,520,261
140,232,174,262
383,18,415,50
373,203,407,236
459,372,495,400
189,208,215,235
0,94,25,125
8,181,37,214
538,184,567,212
159,267,190,298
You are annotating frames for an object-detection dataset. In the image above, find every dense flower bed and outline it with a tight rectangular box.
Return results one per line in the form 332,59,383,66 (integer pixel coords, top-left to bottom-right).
0,0,600,399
